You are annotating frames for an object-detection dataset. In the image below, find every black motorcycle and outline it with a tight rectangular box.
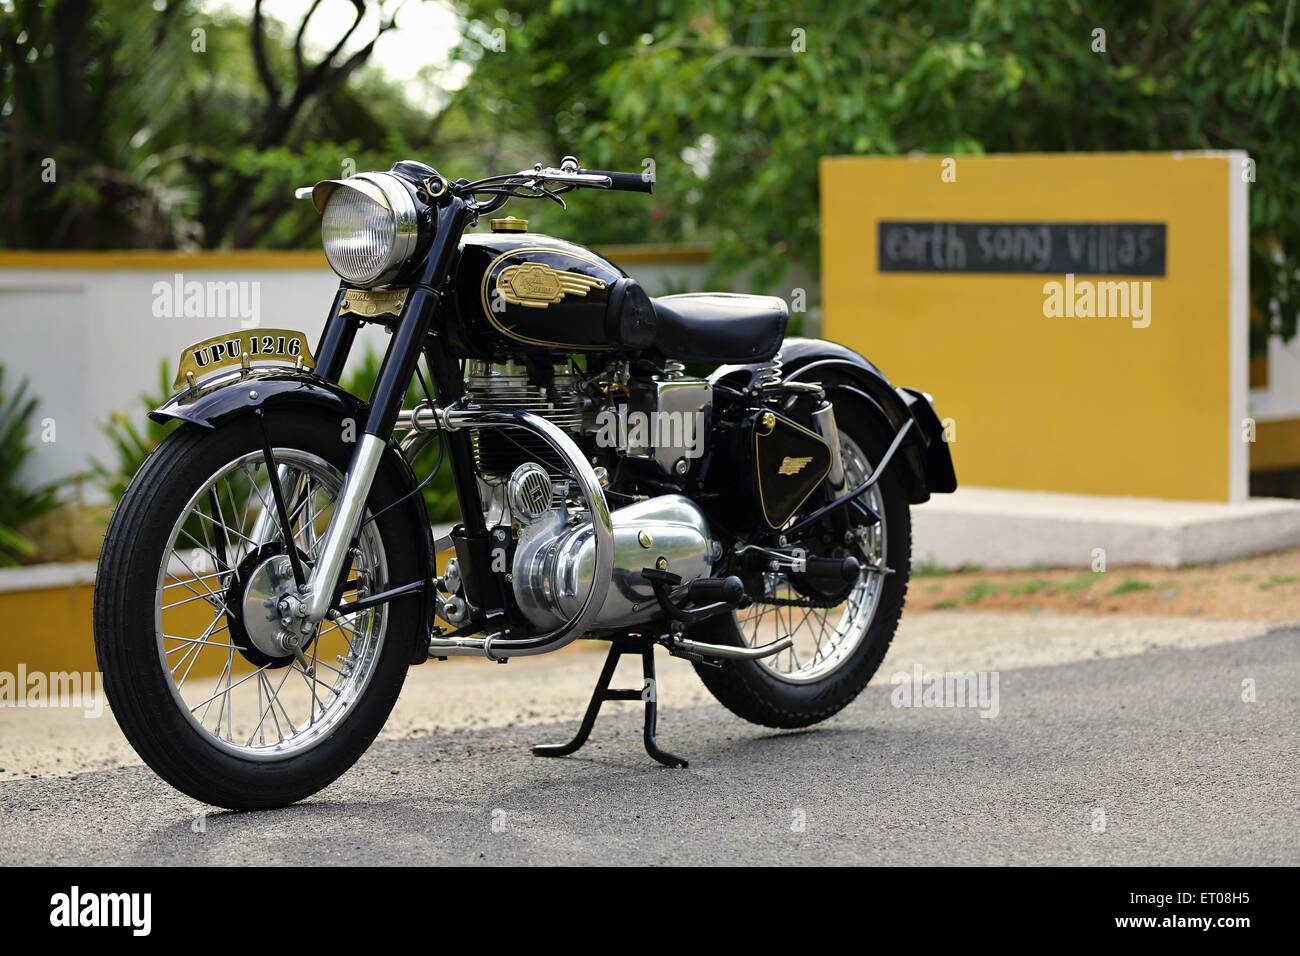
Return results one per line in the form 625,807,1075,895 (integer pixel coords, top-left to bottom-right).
93,157,956,809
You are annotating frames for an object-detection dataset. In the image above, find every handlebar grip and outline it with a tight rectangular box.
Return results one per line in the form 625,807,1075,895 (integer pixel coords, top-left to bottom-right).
581,168,654,194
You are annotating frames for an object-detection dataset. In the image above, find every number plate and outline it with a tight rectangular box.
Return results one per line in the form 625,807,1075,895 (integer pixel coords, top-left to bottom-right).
172,329,316,392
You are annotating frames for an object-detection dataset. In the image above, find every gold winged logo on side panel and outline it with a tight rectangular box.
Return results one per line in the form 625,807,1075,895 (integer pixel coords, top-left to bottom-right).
497,263,606,309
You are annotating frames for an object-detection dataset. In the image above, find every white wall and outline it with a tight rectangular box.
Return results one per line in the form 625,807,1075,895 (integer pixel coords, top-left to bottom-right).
1,266,344,494
1,252,815,495
1250,333,1300,422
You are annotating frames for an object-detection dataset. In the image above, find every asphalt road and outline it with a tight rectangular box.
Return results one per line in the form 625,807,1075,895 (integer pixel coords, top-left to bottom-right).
1,628,1296,866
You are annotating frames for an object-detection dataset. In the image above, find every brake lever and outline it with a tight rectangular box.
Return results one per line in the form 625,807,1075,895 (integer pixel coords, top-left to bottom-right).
522,166,613,188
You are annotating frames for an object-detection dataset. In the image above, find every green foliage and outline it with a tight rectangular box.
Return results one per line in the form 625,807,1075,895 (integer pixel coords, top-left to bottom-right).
341,350,460,522
5,1,1298,352
454,0,1300,352
0,365,63,565
93,361,179,501
0,0,453,249
962,581,998,604
1007,578,1048,596
1110,578,1154,595
1258,573,1300,590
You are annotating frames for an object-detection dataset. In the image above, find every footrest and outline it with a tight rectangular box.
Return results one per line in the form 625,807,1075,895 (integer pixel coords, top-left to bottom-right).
641,569,747,624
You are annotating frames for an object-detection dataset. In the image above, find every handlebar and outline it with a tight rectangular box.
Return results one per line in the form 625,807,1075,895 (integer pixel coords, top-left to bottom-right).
293,157,654,215
577,167,654,194
514,163,653,195
452,158,653,216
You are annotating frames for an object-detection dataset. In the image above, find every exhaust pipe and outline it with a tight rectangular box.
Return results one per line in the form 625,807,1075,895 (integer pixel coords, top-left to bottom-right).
670,634,794,661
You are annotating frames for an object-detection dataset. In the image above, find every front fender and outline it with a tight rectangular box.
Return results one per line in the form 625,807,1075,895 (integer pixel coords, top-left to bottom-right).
151,369,435,663
714,337,957,503
150,368,362,430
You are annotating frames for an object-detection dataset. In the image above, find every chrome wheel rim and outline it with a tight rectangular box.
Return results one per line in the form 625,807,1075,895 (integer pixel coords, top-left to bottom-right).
153,449,388,761
733,432,887,684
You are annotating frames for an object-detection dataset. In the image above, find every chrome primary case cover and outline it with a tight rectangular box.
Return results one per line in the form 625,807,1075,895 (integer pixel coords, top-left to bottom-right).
512,495,715,631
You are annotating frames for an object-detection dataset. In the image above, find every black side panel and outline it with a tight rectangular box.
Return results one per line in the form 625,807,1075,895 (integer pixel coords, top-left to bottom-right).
753,411,833,529
713,337,957,503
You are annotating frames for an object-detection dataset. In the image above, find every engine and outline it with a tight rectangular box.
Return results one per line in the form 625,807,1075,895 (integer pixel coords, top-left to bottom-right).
464,359,584,481
463,357,712,482
460,358,720,633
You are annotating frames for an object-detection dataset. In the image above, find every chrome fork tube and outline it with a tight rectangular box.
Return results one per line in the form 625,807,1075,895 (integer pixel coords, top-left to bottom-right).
300,434,386,622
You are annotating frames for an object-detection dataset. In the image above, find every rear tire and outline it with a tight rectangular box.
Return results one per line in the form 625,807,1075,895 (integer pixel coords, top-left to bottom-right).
692,400,911,728
94,408,422,810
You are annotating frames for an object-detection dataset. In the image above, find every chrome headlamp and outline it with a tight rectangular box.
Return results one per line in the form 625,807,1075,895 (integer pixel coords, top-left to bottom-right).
312,172,419,287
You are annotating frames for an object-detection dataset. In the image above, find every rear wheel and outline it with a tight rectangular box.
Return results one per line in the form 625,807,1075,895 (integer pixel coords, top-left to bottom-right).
94,408,422,810
692,398,911,727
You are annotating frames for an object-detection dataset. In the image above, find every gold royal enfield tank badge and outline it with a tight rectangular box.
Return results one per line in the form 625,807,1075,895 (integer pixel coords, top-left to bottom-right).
497,263,605,309
778,456,815,476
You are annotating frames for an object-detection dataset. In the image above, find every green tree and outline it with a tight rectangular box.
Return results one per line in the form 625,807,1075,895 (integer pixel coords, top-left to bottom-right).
452,0,1300,352
0,0,447,249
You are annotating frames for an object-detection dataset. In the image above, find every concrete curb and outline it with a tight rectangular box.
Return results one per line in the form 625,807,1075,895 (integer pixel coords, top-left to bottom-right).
0,560,98,594
913,487,1300,569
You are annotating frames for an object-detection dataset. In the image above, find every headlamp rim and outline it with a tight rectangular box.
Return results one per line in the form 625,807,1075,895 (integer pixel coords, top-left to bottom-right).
315,171,419,287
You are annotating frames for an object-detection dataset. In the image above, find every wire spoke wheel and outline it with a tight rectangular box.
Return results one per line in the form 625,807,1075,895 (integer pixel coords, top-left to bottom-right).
733,431,887,684
155,448,389,761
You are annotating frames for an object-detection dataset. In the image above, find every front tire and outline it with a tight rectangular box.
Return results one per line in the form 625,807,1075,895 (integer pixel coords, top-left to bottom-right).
692,399,912,728
94,408,422,810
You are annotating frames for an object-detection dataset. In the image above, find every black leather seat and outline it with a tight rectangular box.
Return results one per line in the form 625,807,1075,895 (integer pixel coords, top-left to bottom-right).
650,293,788,364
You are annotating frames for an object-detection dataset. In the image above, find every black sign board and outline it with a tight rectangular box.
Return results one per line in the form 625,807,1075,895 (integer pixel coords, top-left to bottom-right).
877,221,1167,276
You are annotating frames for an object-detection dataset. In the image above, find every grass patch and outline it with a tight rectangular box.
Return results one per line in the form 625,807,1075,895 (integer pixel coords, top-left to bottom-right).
914,561,984,579
1110,578,1154,596
962,581,998,604
933,599,959,610
1007,578,1049,596
1259,574,1300,590
1048,574,1097,594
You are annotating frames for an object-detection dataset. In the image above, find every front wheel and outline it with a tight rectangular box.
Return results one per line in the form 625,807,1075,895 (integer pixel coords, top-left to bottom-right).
692,397,911,728
94,408,422,810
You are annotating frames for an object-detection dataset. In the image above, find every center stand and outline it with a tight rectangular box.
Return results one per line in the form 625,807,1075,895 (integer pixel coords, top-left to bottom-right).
531,637,689,769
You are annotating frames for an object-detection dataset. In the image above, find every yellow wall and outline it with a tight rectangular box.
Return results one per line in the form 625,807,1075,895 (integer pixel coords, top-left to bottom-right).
821,153,1245,502
0,550,457,677
0,584,99,675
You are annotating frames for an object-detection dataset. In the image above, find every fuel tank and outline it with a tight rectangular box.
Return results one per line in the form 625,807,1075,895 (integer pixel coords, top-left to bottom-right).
451,224,656,357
